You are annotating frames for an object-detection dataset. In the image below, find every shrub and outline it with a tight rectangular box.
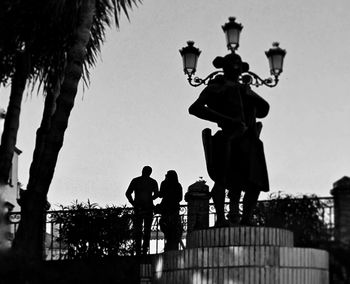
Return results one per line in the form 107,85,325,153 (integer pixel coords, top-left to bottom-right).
51,201,135,259
253,192,331,247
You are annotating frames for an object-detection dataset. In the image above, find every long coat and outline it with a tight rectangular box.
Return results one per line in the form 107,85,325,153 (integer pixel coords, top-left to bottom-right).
201,76,270,192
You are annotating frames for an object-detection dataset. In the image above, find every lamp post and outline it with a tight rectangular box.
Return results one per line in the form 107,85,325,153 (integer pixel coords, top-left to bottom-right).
179,17,286,88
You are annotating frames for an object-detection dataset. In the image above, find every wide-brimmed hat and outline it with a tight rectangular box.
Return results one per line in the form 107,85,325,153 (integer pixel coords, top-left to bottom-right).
212,53,249,73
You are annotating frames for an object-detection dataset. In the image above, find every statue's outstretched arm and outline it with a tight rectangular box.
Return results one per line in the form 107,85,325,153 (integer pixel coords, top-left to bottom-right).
188,89,245,131
189,89,240,127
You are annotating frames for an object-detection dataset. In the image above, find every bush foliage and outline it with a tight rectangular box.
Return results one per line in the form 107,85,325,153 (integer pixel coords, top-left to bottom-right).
52,193,333,258
253,192,332,247
51,201,134,259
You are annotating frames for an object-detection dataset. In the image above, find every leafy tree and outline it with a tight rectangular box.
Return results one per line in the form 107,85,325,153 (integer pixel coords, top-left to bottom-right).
0,0,138,185
51,201,135,259
0,0,56,184
8,0,139,265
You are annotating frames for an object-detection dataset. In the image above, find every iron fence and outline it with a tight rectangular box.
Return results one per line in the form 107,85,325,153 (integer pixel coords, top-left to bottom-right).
7,197,334,261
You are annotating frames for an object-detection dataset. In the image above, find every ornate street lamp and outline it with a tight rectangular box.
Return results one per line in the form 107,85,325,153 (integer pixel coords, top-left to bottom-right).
222,17,243,52
265,42,286,77
180,17,286,88
179,41,221,87
179,41,201,77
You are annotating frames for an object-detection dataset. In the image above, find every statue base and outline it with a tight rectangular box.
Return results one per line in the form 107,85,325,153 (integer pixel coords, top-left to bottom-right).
152,226,329,284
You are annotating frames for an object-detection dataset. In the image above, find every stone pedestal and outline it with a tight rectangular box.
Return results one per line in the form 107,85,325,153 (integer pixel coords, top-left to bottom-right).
152,227,329,284
331,176,350,245
185,180,210,234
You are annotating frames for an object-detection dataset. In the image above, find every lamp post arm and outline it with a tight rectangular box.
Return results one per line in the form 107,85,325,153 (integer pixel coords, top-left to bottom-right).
187,71,223,87
245,71,279,88
186,70,280,88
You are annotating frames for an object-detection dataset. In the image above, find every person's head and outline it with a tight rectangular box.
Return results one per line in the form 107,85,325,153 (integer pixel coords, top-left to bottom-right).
212,53,249,81
165,170,178,183
142,166,152,177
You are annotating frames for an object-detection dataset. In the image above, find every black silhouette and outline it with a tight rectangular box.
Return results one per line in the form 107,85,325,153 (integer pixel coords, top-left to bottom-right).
189,53,269,226
126,166,158,255
157,170,183,251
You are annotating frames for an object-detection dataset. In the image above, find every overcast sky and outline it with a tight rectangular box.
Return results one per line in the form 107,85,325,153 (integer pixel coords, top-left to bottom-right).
1,0,350,208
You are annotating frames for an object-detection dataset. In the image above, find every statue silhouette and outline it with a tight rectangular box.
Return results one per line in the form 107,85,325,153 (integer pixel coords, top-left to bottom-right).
189,53,269,226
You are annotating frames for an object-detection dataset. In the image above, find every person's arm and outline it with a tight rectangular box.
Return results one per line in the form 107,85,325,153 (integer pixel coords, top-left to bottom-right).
157,181,164,199
125,180,135,206
152,180,159,200
177,185,183,204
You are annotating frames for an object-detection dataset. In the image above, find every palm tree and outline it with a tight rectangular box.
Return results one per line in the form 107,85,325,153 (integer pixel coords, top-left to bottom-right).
0,52,30,186
0,0,34,185
0,0,66,185
11,0,139,265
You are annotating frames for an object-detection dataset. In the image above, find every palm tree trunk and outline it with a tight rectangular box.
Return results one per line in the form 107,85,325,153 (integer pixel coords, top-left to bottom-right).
10,82,60,265
12,0,96,265
26,78,61,189
0,51,30,185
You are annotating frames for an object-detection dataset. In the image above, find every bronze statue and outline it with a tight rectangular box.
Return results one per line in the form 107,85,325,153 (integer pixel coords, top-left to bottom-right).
189,53,269,226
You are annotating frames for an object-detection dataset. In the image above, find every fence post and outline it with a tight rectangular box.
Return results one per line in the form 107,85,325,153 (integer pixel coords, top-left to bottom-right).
331,176,350,245
185,180,210,235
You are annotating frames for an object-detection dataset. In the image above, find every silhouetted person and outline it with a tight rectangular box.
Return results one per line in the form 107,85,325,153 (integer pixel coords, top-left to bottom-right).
189,53,269,226
126,166,158,255
158,170,183,251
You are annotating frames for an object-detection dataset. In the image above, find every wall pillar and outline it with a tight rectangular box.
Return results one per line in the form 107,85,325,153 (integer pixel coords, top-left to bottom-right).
185,180,210,235
330,176,350,244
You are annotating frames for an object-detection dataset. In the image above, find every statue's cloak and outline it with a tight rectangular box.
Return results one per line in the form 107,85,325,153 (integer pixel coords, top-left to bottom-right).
201,78,269,192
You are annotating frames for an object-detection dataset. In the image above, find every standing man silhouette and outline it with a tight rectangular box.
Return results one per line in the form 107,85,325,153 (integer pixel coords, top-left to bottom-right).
126,166,158,255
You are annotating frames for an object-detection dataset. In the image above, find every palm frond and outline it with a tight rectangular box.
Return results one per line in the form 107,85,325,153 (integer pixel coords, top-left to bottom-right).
0,0,140,93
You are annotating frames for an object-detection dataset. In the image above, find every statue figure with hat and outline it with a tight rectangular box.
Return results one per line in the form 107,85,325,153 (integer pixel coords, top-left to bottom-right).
189,53,270,227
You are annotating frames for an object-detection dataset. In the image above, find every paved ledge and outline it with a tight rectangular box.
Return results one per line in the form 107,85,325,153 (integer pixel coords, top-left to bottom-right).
153,267,329,284
187,226,294,248
153,247,329,271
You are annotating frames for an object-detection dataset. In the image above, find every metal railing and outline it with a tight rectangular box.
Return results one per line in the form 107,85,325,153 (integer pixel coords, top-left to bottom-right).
7,197,334,261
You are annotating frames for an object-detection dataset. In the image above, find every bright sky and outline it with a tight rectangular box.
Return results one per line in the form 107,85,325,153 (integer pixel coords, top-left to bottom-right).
1,0,350,209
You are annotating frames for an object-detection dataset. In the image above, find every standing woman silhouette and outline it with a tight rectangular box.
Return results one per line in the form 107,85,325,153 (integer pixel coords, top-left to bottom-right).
158,170,183,251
